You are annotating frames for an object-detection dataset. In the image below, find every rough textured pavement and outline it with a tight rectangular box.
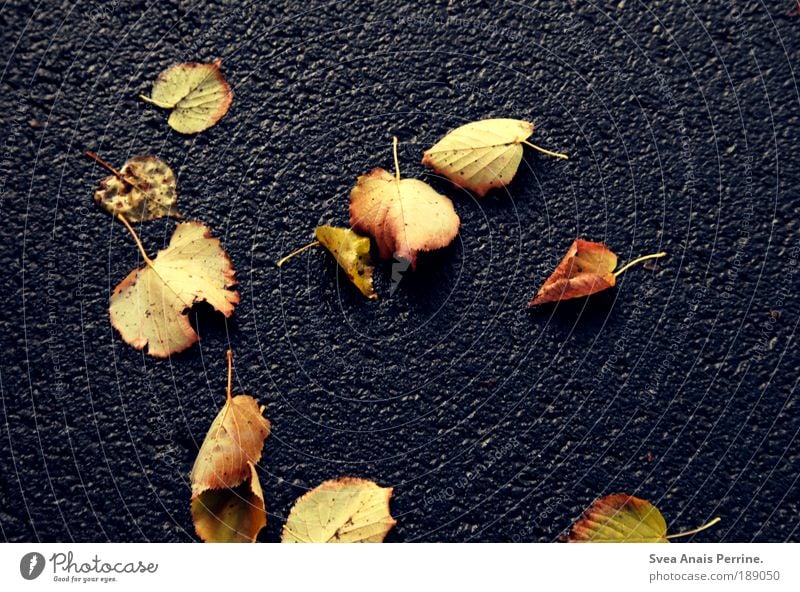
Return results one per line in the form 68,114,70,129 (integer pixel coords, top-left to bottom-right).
0,0,798,542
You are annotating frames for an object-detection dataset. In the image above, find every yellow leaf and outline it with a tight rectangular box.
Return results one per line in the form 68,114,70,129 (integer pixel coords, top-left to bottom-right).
350,138,460,269
281,477,396,543
191,462,266,543
109,220,239,357
422,118,567,197
314,225,377,299
88,152,179,222
190,352,270,543
568,493,721,543
140,59,232,134
189,352,271,496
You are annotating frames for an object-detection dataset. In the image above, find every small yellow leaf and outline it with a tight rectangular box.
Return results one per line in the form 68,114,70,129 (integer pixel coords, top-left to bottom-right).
92,154,179,222
189,397,271,496
109,221,239,357
350,138,460,269
191,462,266,543
281,477,396,543
314,225,377,299
140,59,232,134
422,118,567,197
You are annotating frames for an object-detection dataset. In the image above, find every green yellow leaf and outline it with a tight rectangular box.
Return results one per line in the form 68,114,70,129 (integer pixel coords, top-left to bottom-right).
109,220,239,357
350,138,460,269
191,462,266,543
140,59,233,134
281,477,396,543
91,154,179,222
422,118,567,197
568,493,721,543
314,225,377,299
569,494,668,542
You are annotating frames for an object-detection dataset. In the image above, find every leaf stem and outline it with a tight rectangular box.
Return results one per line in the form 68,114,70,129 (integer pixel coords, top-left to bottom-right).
392,136,401,181
666,517,721,540
139,94,176,109
85,151,145,193
276,241,320,268
613,252,667,277
226,349,233,404
116,214,153,267
521,140,569,160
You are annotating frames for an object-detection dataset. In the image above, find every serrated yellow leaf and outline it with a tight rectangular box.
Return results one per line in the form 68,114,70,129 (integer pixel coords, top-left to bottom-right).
109,221,239,357
140,59,232,134
92,154,179,222
314,225,377,299
281,477,396,543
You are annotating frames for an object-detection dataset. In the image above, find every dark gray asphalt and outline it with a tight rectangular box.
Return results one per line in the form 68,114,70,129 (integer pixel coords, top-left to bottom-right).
0,0,798,542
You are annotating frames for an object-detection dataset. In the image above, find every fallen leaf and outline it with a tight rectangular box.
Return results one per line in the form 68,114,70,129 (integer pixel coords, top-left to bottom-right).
350,137,460,269
190,351,271,543
528,239,666,306
422,118,568,197
140,59,232,134
109,219,239,357
275,226,377,299
568,493,721,543
87,152,179,222
281,477,396,543
315,226,377,299
192,462,266,543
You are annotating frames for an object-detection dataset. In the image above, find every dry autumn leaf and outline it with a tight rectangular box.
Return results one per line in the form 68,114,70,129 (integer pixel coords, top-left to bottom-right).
109,218,239,357
281,477,396,543
192,462,266,543
140,59,232,134
568,493,721,543
190,351,271,542
528,239,666,306
276,226,377,299
421,118,568,197
86,152,179,222
350,137,460,269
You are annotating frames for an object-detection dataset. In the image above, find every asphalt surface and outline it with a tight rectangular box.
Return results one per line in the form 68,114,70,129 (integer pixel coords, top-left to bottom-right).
0,0,798,542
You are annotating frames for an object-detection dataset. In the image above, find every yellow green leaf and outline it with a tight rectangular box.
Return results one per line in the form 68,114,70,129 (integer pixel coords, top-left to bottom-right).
109,220,239,357
89,152,179,222
422,118,567,197
140,59,232,134
191,462,266,543
350,137,460,269
568,493,721,543
314,225,377,299
281,477,396,543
